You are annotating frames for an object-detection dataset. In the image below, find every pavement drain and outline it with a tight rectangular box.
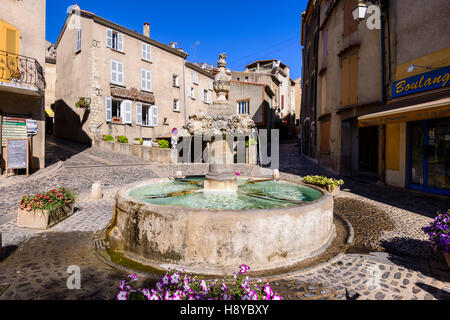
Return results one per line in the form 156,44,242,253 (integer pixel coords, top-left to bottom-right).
0,284,10,298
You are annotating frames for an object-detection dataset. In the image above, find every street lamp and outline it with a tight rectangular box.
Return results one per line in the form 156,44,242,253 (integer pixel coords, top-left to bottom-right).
352,0,369,22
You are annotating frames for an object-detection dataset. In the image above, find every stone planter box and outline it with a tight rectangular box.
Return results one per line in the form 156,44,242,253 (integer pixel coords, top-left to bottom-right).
17,205,74,230
131,144,143,158
150,147,171,163
303,182,340,197
118,143,131,155
98,140,115,152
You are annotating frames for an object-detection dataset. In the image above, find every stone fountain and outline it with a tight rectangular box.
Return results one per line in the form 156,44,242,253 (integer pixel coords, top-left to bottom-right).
186,54,254,192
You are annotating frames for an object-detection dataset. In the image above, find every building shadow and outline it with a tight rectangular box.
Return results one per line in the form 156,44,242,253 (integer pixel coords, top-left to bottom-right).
53,99,92,145
1,245,18,262
379,238,446,277
44,99,93,167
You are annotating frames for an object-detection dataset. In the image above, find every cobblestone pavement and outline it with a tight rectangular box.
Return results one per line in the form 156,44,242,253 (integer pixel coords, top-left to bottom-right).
0,139,449,300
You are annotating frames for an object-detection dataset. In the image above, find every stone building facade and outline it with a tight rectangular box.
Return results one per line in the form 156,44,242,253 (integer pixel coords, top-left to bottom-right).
314,0,383,174
229,80,275,129
0,0,47,172
358,0,450,196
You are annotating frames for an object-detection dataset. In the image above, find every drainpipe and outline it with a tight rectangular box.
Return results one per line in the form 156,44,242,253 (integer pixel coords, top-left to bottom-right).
183,57,188,125
379,0,389,183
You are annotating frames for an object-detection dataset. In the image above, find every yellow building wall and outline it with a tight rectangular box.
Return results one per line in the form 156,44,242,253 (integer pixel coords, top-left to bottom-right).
385,123,406,188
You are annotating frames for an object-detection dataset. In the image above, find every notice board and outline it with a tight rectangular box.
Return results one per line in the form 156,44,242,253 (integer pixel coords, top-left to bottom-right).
2,116,27,147
6,139,29,177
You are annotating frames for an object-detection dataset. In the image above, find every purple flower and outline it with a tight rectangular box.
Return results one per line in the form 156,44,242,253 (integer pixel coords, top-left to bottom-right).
128,273,139,282
264,284,274,297
239,264,250,274
116,290,128,301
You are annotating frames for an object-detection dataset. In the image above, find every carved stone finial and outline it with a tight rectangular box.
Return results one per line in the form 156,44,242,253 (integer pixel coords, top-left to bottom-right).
213,53,230,105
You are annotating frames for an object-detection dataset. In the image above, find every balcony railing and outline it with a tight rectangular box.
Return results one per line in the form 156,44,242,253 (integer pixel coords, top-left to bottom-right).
0,50,46,92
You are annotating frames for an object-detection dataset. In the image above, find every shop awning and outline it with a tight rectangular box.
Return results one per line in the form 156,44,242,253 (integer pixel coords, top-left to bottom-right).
358,98,450,127
45,107,55,117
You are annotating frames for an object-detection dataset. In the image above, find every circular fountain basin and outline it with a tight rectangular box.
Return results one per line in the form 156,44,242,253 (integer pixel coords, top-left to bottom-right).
107,177,335,275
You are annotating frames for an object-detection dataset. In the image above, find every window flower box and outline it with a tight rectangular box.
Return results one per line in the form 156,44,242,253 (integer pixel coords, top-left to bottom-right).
75,97,91,109
17,188,75,230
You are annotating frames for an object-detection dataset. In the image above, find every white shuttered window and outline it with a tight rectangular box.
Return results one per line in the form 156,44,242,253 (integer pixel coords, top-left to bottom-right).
141,69,152,92
106,28,123,52
136,103,142,125
142,43,151,62
152,106,158,126
121,100,132,124
105,97,112,122
76,29,82,52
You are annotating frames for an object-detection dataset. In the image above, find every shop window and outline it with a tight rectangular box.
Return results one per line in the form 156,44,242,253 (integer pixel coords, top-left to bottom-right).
341,52,358,107
343,0,358,37
237,100,250,115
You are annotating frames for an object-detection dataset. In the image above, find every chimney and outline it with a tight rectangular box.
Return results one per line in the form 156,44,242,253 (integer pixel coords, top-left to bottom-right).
143,23,150,38
169,42,177,49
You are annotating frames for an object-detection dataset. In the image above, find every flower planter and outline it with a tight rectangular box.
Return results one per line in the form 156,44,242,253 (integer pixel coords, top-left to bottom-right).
327,185,340,197
98,140,115,152
17,204,74,230
131,144,143,158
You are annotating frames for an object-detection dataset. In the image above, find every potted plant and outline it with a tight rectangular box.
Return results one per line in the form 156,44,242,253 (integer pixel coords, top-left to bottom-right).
103,134,115,142
17,188,76,230
302,175,344,196
423,210,450,268
75,97,91,109
133,138,143,145
11,68,22,82
117,135,129,144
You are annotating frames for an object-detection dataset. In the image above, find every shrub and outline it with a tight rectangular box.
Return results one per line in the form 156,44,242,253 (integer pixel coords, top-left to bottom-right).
303,175,344,191
103,135,115,142
158,139,169,149
245,138,258,148
117,136,129,144
19,187,75,216
422,210,450,256
134,138,144,145
115,265,283,301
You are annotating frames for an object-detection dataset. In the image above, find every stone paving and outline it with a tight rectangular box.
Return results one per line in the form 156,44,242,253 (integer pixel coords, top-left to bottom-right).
0,139,449,300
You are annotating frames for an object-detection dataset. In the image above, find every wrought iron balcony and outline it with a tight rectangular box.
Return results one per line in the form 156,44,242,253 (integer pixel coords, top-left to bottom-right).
0,50,46,92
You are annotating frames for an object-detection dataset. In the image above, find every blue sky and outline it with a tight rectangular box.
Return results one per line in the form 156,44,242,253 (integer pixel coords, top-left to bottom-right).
46,0,307,79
